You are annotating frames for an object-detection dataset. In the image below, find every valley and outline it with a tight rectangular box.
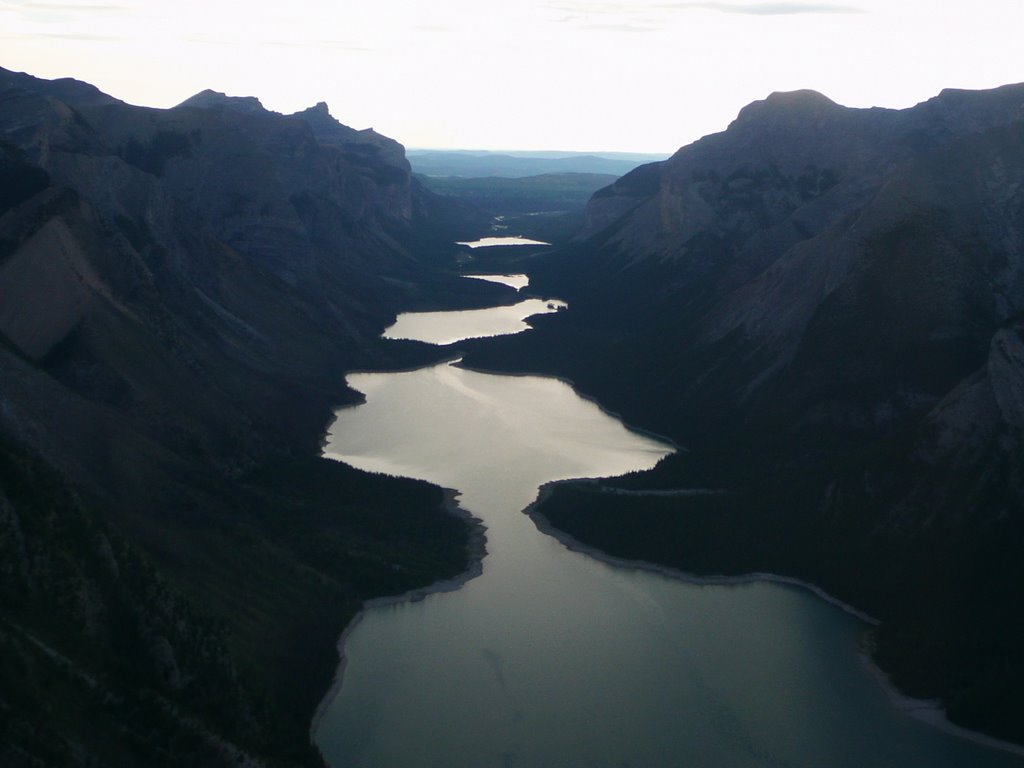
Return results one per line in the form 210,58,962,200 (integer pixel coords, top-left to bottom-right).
3,63,1024,767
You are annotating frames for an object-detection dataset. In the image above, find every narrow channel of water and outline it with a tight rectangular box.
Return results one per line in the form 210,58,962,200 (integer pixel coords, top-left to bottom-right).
457,236,551,248
315,277,1023,767
463,273,530,291
382,287,565,345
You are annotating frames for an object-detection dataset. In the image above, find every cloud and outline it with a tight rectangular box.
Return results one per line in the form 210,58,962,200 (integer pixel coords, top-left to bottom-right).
0,0,130,14
546,0,864,18
545,2,664,31
664,1,864,14
24,30,122,40
578,22,659,32
23,1,127,10
184,35,370,53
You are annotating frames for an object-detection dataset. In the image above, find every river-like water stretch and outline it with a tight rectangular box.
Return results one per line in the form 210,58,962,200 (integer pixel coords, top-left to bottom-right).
315,275,1023,767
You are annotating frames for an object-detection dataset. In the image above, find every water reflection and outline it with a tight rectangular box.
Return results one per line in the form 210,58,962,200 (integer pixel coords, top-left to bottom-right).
464,273,530,291
383,299,566,345
457,236,551,248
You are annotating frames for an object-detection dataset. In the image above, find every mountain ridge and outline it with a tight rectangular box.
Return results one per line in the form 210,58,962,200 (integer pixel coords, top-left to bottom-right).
0,66,487,767
464,81,1024,747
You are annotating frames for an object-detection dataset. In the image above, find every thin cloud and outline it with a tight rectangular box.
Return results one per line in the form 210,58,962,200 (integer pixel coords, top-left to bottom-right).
665,1,864,14
264,39,372,52
546,1,864,17
30,30,123,40
313,39,372,51
23,2,127,10
579,22,659,32
545,3,664,31
0,0,130,13
185,35,370,53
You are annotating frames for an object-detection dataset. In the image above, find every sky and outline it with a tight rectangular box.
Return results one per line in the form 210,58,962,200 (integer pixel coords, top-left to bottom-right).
2,0,1023,153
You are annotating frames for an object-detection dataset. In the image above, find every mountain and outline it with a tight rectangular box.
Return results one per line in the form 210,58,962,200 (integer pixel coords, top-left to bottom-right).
416,172,620,245
416,172,618,215
407,150,669,245
406,149,668,178
0,67,488,767
464,85,1024,746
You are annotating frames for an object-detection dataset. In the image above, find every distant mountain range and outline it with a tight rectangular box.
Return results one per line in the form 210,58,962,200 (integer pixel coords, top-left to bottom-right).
465,84,1024,748
0,66,488,767
407,149,669,178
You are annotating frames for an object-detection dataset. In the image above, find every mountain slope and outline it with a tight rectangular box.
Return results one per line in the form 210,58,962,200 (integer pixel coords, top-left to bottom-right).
465,84,1024,745
0,67,481,767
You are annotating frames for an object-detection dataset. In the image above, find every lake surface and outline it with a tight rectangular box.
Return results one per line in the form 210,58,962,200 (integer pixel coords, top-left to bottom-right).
464,273,530,291
315,286,1023,767
457,236,551,248
382,297,566,345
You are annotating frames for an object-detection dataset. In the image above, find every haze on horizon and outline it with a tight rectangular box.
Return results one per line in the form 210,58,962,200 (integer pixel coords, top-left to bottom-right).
2,0,1022,154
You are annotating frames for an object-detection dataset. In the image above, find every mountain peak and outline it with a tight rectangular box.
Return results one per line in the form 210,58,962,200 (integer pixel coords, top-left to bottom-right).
764,89,836,107
291,101,356,139
176,89,266,113
293,101,339,123
733,89,842,127
0,66,120,107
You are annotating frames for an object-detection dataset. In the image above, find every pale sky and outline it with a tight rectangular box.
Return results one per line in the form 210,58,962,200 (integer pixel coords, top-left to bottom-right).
2,0,1022,153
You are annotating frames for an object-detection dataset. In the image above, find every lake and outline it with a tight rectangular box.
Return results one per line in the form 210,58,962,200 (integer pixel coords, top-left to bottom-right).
457,236,551,248
382,293,566,346
315,280,1023,767
463,273,530,291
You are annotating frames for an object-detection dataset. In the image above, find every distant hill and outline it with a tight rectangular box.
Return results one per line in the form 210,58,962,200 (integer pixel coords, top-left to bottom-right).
407,149,668,178
416,171,620,245
417,172,618,213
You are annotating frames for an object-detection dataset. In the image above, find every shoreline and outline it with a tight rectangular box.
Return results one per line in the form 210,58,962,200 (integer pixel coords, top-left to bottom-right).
525,478,1024,760
857,651,1024,759
454,358,685,454
308,487,488,741
523,480,880,626
461,330,1024,758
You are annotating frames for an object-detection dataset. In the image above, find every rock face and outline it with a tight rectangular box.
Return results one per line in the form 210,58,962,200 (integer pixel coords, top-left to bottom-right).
474,84,1024,745
0,67,477,767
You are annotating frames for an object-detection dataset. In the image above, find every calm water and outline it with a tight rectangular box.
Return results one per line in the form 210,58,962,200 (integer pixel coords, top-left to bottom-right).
457,236,551,248
316,289,1023,767
464,273,530,291
382,297,566,345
